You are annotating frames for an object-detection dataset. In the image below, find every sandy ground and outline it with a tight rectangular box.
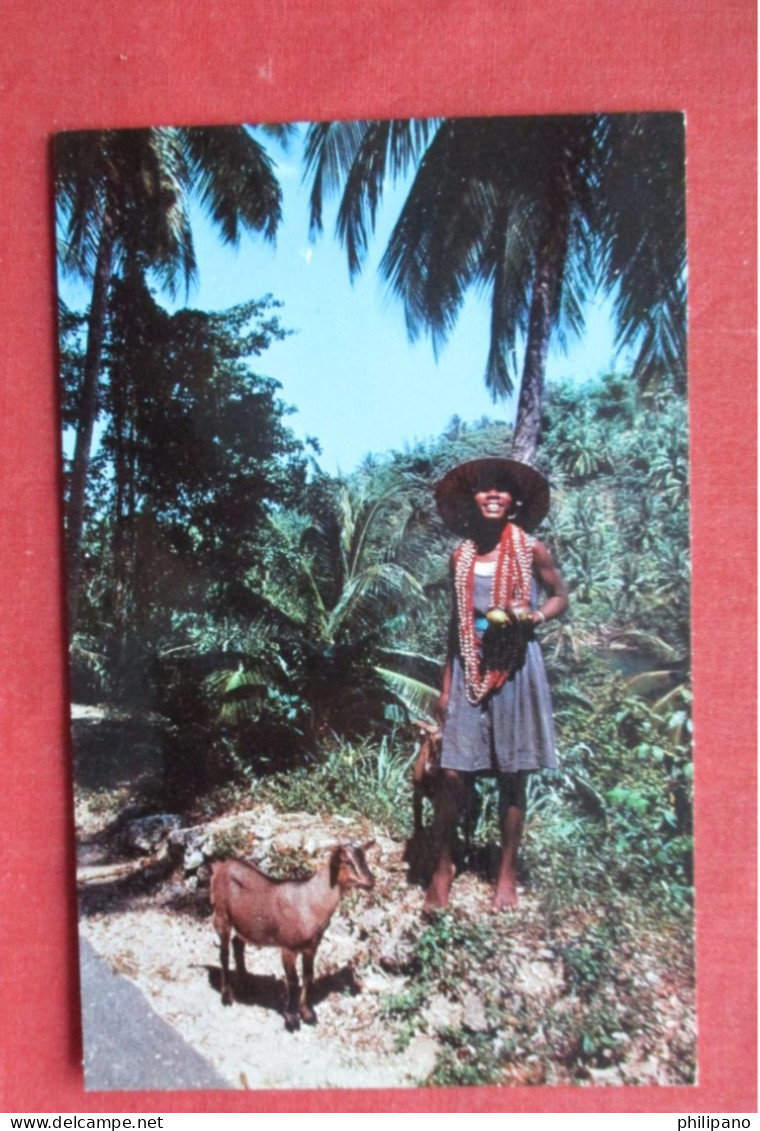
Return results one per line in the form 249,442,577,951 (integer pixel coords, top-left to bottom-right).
80,868,443,1089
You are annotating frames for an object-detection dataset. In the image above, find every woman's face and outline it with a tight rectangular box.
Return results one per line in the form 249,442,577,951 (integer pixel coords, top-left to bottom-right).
473,484,514,524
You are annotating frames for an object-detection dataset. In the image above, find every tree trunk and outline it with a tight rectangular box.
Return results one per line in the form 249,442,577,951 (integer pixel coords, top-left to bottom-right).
65,218,114,636
510,166,572,465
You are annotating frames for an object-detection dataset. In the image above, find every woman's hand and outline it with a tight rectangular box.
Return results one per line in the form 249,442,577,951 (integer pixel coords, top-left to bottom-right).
435,691,450,723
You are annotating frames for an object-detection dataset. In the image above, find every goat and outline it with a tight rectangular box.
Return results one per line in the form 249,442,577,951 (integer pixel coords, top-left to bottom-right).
409,720,479,875
412,719,442,836
210,843,374,1030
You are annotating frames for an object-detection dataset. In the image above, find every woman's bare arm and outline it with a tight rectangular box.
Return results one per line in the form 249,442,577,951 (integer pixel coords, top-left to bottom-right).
530,539,569,626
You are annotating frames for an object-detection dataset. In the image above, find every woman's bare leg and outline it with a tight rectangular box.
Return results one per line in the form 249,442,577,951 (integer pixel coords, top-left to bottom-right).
492,771,526,911
424,770,467,912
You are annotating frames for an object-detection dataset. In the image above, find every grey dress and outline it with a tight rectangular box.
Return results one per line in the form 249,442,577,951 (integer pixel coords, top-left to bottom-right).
440,571,557,775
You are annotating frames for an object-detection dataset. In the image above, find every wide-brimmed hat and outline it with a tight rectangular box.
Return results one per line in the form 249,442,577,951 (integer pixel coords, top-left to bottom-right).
435,457,550,536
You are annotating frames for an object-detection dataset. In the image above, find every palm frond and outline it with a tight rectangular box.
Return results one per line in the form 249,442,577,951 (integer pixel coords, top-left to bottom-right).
304,119,372,237
328,562,424,637
55,130,114,278
336,119,434,276
623,669,683,699
380,119,498,349
605,629,680,660
204,666,273,724
182,125,282,243
374,666,440,718
483,195,534,396
135,128,197,296
598,113,687,384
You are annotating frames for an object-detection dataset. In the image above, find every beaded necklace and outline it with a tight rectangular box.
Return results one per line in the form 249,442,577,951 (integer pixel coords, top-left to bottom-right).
454,522,534,704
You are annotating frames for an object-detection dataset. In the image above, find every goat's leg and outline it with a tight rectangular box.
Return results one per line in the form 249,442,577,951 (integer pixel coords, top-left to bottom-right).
215,919,234,1006
281,949,301,1031
232,935,247,995
299,948,317,1025
413,787,423,837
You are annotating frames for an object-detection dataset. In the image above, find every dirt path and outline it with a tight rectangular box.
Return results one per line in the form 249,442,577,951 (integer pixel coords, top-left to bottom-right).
81,900,435,1090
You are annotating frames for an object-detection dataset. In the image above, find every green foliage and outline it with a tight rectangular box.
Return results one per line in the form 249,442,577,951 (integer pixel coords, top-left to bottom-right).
255,733,416,837
380,984,429,1052
525,674,693,915
379,911,511,1084
210,823,250,859
416,912,502,983
68,284,308,706
430,1031,505,1087
189,470,442,752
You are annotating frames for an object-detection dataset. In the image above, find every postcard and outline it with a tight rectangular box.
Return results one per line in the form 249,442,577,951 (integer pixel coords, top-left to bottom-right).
54,113,693,1091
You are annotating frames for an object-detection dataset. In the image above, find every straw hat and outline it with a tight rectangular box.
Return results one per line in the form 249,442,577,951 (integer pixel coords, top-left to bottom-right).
435,457,550,536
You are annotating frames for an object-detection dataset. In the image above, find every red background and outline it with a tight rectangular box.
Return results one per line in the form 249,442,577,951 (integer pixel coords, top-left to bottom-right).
0,0,755,1113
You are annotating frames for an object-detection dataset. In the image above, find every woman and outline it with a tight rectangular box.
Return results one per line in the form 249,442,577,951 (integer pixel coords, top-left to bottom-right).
426,457,568,913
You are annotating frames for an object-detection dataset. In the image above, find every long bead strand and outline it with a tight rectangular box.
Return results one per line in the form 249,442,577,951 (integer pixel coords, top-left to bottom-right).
454,523,534,704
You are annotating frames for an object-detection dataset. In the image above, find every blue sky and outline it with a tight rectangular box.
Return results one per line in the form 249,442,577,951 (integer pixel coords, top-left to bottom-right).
59,124,628,475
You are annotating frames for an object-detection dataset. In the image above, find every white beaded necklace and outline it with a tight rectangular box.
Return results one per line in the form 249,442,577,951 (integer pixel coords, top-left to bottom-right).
454,522,534,704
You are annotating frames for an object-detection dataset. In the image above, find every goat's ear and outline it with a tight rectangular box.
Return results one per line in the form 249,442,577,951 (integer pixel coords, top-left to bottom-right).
329,845,343,886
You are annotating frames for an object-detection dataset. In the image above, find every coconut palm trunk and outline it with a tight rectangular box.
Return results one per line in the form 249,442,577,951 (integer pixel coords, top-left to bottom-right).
511,169,571,464
65,218,114,629
57,125,284,639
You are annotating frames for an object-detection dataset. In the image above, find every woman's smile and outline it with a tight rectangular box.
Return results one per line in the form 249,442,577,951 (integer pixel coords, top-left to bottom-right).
473,488,513,522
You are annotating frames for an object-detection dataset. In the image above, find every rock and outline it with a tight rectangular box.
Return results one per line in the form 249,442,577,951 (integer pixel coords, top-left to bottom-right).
122,814,182,855
373,835,397,858
184,846,205,872
378,925,416,973
422,994,463,1031
359,907,385,934
272,829,305,853
587,1065,625,1086
303,834,337,855
360,969,395,994
195,863,212,889
167,827,207,874
405,1033,438,1079
329,914,353,938
322,935,364,973
515,960,563,996
462,991,489,1033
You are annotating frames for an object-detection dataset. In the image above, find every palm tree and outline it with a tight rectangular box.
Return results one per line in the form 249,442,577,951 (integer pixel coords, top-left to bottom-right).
56,125,284,629
304,113,686,463
207,473,440,744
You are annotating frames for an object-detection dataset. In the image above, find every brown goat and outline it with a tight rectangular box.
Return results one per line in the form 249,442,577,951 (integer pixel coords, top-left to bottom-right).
210,844,374,1030
412,720,442,836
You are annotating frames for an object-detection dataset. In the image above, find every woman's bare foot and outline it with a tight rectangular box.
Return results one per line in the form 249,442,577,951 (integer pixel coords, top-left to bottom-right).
423,860,455,914
491,871,519,912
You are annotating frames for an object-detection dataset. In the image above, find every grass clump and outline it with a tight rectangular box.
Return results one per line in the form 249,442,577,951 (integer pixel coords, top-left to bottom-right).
255,733,416,839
